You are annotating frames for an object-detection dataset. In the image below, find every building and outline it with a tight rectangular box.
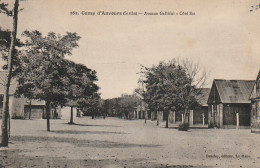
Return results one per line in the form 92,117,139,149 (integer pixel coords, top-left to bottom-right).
0,71,61,119
207,79,255,128
249,71,260,133
189,88,210,126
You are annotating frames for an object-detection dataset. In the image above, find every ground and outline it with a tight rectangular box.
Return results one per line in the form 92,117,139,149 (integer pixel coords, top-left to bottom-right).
0,116,260,168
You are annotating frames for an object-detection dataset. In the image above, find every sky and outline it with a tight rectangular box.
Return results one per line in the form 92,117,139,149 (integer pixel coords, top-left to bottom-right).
0,0,260,99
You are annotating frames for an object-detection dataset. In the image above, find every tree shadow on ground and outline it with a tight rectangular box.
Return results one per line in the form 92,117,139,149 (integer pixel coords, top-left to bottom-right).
10,135,160,148
0,150,211,168
50,130,128,135
63,123,121,127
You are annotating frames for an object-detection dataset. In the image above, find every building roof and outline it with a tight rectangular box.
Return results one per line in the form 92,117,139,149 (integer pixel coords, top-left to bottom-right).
196,88,210,106
0,71,17,95
213,79,255,103
249,70,260,100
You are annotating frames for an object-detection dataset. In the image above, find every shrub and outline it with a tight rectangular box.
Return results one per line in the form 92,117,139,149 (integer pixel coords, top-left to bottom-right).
11,116,24,119
178,123,189,131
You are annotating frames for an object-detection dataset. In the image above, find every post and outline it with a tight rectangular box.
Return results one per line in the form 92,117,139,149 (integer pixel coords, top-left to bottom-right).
219,104,223,128
181,113,184,124
144,110,148,124
157,111,159,126
236,112,239,129
165,111,169,128
70,106,74,124
189,110,193,126
173,111,176,124
77,108,80,118
202,113,205,126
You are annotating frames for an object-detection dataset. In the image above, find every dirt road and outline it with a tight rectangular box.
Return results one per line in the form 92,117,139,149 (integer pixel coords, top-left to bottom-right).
0,116,259,167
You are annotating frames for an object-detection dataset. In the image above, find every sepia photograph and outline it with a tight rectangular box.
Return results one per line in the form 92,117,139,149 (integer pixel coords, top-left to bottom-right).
0,0,260,167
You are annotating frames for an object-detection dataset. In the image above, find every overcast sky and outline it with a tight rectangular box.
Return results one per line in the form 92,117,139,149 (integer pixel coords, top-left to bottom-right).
1,0,260,99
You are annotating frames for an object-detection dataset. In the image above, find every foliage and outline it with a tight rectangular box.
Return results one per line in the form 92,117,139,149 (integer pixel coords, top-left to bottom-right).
81,93,102,117
138,60,189,113
15,30,81,104
0,27,23,75
137,58,207,125
119,94,142,119
102,94,142,118
0,0,12,16
250,3,260,12
63,59,99,108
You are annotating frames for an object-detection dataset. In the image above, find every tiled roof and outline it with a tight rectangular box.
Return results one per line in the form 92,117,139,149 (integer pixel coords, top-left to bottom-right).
249,70,260,100
196,88,210,106
214,79,255,103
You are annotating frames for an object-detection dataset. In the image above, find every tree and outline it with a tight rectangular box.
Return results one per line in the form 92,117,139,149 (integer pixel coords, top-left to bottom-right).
101,94,142,119
81,93,101,119
0,28,23,74
15,30,81,131
139,60,185,128
250,2,260,12
118,94,142,119
0,0,19,147
63,60,99,124
138,59,207,128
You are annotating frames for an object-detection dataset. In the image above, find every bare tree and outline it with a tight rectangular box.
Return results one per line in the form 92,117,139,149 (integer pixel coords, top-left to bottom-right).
177,58,209,124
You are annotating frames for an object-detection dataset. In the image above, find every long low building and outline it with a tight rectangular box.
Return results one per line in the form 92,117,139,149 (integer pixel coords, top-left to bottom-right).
0,71,61,119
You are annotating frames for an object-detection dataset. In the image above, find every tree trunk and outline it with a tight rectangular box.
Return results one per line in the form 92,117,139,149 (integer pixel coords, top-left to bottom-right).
69,106,74,124
92,113,94,119
46,101,50,131
165,111,169,128
29,100,31,119
183,108,188,124
1,0,19,147
8,113,10,138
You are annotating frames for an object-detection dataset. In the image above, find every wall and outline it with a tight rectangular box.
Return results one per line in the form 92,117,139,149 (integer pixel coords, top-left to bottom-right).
157,111,163,122
251,100,260,132
193,106,208,124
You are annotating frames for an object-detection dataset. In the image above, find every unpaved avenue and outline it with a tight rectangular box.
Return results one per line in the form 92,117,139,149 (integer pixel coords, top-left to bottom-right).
0,117,259,167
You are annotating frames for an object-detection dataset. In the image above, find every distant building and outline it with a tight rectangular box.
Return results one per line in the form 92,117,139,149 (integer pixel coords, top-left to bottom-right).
132,102,147,119
207,79,255,128
249,71,260,133
0,71,61,119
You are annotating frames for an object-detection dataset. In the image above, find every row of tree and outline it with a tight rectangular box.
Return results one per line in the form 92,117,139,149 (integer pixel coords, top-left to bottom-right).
102,94,142,119
0,0,100,147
